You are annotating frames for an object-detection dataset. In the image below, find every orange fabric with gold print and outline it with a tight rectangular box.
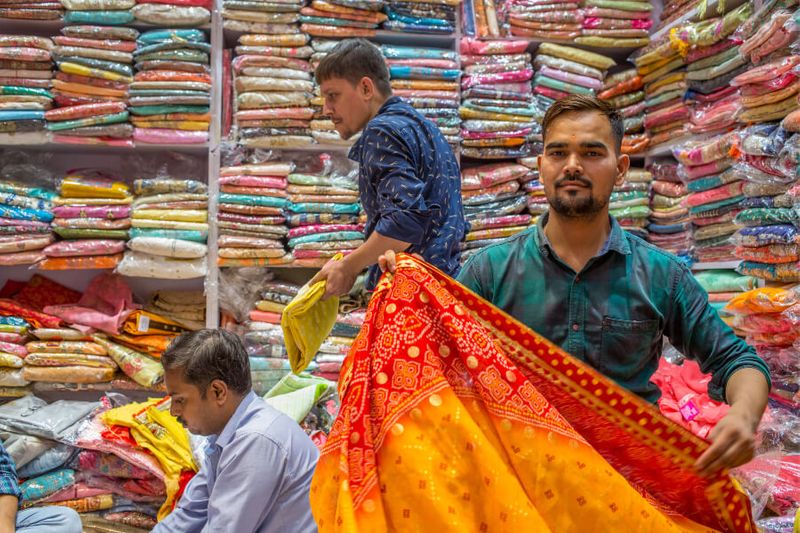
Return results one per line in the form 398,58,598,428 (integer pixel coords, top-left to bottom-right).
311,255,755,533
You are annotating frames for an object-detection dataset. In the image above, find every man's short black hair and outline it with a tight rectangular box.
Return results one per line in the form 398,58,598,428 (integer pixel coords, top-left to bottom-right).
315,38,392,96
162,329,251,396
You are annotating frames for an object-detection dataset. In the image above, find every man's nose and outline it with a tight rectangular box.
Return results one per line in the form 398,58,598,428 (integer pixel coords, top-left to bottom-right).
564,152,582,174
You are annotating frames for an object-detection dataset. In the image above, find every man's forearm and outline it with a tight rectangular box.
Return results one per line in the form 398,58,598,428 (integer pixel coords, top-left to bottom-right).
725,367,770,430
342,231,411,273
0,494,17,532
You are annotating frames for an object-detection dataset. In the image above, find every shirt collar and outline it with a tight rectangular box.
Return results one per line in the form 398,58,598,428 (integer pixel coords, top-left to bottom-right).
534,211,631,258
348,96,403,162
208,391,257,450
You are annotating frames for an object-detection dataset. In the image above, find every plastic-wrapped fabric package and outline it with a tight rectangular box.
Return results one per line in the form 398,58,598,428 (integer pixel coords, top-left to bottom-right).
599,66,649,154
0,159,58,265
231,9,313,148
384,44,460,149
22,328,117,383
0,37,54,144
459,38,540,160
45,170,131,269
461,161,533,254
217,156,294,267
49,26,138,146
122,175,209,278
130,29,210,144
282,152,362,267
531,43,614,115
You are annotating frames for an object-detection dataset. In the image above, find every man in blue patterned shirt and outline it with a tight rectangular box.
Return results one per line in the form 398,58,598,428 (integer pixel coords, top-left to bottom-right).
0,441,81,532
312,38,467,294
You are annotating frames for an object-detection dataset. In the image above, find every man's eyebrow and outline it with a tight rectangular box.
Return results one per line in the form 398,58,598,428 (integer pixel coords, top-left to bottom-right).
544,141,568,150
580,141,608,149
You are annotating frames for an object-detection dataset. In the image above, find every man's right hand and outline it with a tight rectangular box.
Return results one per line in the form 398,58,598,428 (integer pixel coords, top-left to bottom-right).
377,250,398,273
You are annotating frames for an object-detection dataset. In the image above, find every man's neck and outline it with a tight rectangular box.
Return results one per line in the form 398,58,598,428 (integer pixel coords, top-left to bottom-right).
543,210,612,274
367,94,391,122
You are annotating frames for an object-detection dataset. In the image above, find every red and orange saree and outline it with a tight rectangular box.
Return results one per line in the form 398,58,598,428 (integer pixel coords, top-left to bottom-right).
310,255,755,532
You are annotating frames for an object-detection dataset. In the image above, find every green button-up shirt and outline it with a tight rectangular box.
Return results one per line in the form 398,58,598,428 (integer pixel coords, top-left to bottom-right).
457,213,771,404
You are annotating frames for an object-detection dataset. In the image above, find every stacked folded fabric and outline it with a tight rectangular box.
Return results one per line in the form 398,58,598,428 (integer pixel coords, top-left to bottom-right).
117,178,208,279
131,29,210,145
48,25,136,146
578,0,652,48
286,160,362,268
102,308,186,380
505,0,583,41
132,0,210,26
0,0,62,20
685,45,741,137
0,317,31,397
732,57,799,127
612,166,650,239
42,170,131,270
647,161,693,264
60,0,134,25
23,333,118,385
145,290,205,330
598,67,647,155
309,309,362,383
459,38,539,160
0,393,193,526
300,0,383,38
244,280,302,394
217,160,293,267
233,33,314,148
0,179,55,266
673,132,741,264
532,43,613,109
382,0,456,34
222,0,302,34
383,44,460,148
0,36,54,144
633,40,688,150
693,270,758,319
461,162,533,261
732,125,800,283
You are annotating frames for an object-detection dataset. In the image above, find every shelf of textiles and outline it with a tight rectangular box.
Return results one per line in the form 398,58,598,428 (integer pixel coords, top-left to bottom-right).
223,20,462,152
462,0,652,51
215,148,363,269
634,0,789,157
0,271,205,399
458,38,653,162
0,24,214,147
0,0,213,27
220,0,459,44
0,149,213,282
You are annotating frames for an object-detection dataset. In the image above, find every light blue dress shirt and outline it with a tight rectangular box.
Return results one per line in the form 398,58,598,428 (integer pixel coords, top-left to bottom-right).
152,391,320,533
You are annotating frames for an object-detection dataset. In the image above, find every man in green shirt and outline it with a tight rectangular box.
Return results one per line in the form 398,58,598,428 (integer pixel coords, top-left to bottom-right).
379,95,771,478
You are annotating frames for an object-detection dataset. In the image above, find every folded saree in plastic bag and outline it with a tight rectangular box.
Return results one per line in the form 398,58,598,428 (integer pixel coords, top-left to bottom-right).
310,255,755,532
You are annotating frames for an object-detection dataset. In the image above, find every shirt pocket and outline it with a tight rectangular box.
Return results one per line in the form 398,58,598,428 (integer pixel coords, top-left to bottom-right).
600,316,659,382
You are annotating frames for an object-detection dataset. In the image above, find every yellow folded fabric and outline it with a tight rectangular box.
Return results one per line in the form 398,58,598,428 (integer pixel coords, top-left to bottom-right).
256,300,287,313
282,253,342,373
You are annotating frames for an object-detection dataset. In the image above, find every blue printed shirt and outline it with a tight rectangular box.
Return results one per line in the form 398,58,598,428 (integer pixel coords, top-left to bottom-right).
152,392,319,533
349,96,468,290
0,442,20,503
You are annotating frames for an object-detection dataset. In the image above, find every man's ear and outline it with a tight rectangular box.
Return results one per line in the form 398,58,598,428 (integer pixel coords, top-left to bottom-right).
359,76,375,99
616,153,630,187
210,379,228,405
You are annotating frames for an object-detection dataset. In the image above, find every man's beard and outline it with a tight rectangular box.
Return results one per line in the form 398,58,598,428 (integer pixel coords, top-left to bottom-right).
547,175,607,218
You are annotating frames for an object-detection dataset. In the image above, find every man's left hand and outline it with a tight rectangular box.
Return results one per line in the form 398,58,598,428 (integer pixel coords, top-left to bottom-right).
310,258,357,299
694,407,758,477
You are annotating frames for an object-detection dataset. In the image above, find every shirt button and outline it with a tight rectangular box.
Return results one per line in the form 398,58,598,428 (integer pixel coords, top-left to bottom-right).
572,323,580,332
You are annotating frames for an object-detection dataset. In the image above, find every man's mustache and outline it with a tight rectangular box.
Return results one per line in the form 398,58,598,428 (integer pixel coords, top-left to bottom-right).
555,175,592,188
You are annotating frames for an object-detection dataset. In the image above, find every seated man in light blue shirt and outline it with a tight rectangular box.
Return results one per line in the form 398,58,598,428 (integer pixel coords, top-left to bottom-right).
153,329,320,533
